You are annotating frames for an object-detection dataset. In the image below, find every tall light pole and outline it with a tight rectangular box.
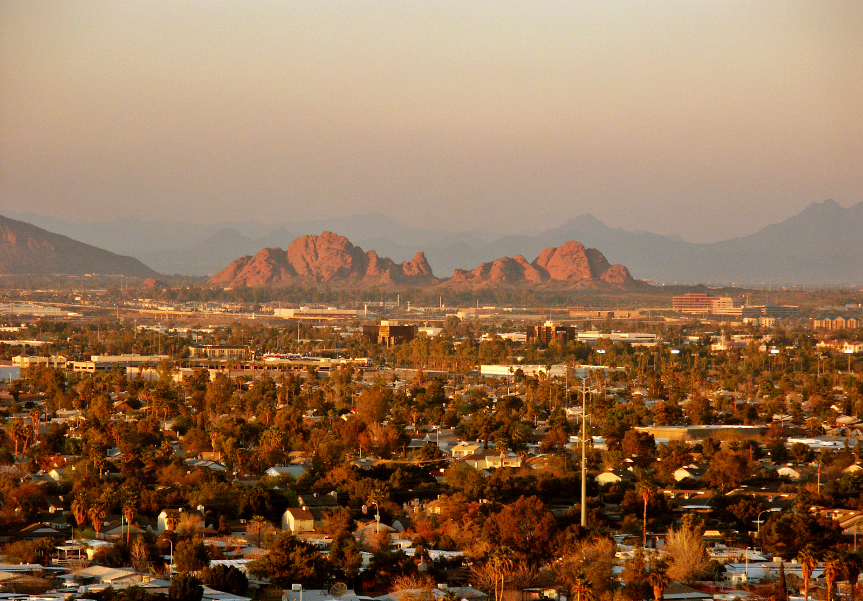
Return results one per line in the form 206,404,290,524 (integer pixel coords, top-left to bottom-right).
756,507,781,535
580,377,596,528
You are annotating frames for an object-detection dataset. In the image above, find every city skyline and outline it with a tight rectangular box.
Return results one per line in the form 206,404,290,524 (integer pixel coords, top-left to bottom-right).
2,2,861,243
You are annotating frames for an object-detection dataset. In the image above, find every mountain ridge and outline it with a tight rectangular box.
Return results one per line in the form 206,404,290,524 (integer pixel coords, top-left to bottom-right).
6,199,862,285
0,215,157,278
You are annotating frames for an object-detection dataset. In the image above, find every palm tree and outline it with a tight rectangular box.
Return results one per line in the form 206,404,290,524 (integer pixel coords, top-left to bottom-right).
488,547,514,601
637,481,654,547
89,500,107,540
649,564,671,601
29,407,40,445
248,515,269,548
71,491,89,536
825,552,842,601
573,570,596,601
799,546,817,601
123,497,138,545
843,550,863,601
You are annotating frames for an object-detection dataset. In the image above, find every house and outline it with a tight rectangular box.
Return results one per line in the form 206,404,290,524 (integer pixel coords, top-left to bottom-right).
814,316,860,330
673,465,707,482
15,522,66,541
281,508,315,533
68,565,146,585
451,441,484,460
595,470,634,485
158,510,177,533
184,458,227,472
297,491,338,511
776,465,803,480
46,496,67,514
265,465,306,480
661,583,713,600
463,451,523,470
660,490,713,512
48,468,68,483
101,520,148,541
376,585,488,601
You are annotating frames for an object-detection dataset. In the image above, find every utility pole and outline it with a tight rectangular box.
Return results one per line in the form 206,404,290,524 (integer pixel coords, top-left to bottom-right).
580,377,596,527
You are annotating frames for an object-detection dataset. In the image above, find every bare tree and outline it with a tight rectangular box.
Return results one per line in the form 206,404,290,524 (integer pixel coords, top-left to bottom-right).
131,536,151,573
664,523,708,583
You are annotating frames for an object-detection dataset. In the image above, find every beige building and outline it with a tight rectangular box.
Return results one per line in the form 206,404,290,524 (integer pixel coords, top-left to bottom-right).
282,508,315,533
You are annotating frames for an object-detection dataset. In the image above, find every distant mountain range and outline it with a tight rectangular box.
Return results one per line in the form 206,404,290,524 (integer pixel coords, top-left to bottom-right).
5,199,862,285
208,232,636,290
0,215,156,278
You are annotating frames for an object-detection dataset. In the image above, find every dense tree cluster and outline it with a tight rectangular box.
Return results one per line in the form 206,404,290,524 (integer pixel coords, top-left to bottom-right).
3,310,863,599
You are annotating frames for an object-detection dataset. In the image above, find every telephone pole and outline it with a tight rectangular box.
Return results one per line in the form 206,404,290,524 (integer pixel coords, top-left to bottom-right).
580,377,596,527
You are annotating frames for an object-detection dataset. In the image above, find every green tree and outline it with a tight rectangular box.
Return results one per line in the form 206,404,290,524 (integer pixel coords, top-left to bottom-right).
173,539,210,573
248,532,333,588
763,512,840,561
481,495,557,565
169,573,203,601
199,565,248,596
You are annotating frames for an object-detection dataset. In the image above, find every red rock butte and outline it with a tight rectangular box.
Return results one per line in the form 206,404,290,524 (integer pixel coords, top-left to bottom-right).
209,233,638,289
449,241,635,288
208,231,438,287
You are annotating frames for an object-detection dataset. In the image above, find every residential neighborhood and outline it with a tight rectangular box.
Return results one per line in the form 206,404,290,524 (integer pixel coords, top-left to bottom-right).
2,295,863,601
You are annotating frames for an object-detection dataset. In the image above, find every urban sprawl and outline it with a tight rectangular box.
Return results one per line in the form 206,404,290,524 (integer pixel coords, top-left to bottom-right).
3,290,863,601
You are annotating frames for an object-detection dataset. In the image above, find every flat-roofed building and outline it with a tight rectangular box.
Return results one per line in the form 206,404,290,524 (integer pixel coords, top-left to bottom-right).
275,307,361,320
527,322,576,346
742,303,799,319
362,320,416,346
12,355,68,370
672,293,734,314
189,345,249,360
576,331,658,345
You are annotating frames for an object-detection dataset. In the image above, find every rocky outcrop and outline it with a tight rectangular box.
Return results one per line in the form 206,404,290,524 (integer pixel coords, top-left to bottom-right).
446,241,635,288
0,214,157,277
209,231,439,287
141,277,168,289
450,255,546,285
209,231,638,289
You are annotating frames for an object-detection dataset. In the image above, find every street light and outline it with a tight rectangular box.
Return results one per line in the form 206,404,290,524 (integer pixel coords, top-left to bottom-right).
596,348,606,366
579,377,597,528
292,583,303,601
362,502,380,534
845,348,854,373
756,507,781,534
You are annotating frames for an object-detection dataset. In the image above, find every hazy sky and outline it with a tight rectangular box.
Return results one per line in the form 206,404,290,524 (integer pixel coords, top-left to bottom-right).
2,1,861,242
